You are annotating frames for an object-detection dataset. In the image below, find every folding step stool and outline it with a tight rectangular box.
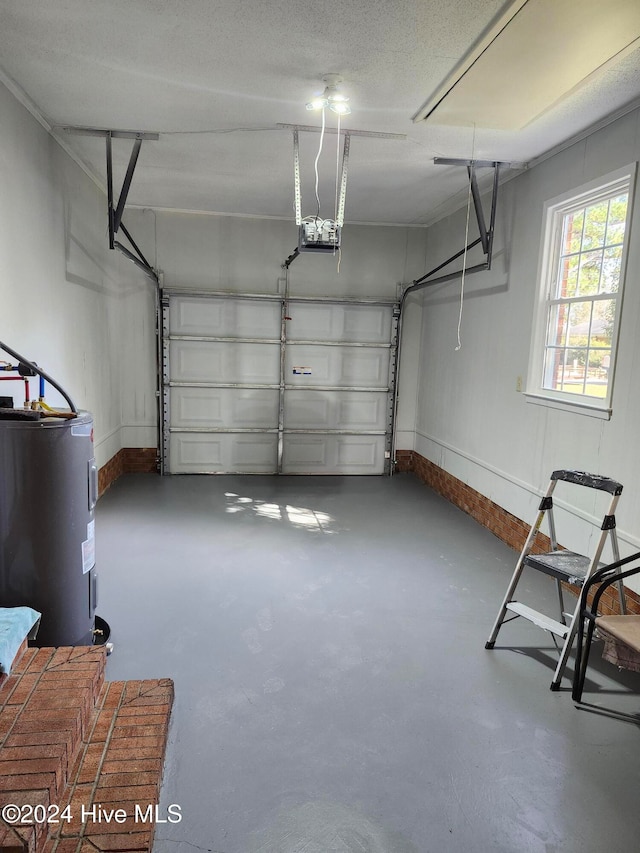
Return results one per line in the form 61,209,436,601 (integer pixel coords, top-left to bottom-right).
485,470,626,690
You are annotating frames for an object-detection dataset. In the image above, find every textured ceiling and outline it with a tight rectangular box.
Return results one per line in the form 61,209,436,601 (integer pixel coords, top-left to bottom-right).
1,0,639,225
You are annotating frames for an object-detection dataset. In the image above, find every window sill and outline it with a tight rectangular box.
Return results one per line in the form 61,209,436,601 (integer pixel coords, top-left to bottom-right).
524,392,612,420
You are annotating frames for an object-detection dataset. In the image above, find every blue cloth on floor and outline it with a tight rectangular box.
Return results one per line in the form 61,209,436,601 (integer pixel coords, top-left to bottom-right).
0,606,41,675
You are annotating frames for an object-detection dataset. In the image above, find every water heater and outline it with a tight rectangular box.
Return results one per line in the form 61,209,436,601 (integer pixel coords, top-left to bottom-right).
0,411,98,646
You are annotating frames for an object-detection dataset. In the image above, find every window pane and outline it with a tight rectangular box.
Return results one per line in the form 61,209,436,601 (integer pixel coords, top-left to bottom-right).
577,250,602,295
582,201,608,250
562,347,588,394
538,175,630,408
605,193,628,245
557,255,579,297
591,299,615,347
566,301,592,346
601,245,622,293
585,349,610,398
546,303,568,346
561,209,584,254
543,347,565,391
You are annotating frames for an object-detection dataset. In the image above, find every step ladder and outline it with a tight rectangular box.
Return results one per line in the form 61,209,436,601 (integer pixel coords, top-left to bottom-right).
485,469,626,690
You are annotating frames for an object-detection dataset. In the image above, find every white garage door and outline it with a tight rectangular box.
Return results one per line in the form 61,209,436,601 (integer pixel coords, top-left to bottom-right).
162,291,398,475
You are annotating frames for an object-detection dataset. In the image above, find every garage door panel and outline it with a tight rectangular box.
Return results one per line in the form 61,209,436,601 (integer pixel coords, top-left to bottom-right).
282,435,385,474
164,292,396,476
282,437,328,467
171,340,280,384
285,395,330,428
286,345,389,388
231,436,278,469
337,395,386,429
341,350,389,384
343,306,390,340
287,303,392,343
233,392,279,426
284,390,387,430
287,348,331,383
170,296,280,339
172,387,278,429
170,433,277,473
337,438,379,467
171,434,224,470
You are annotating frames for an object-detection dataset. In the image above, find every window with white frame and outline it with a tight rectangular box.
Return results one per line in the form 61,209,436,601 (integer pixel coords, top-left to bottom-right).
527,165,635,417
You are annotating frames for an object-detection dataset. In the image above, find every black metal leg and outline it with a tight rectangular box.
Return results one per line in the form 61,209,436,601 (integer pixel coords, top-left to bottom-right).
573,616,596,702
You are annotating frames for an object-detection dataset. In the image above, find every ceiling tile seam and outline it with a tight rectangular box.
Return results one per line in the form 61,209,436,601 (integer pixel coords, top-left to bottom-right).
411,0,530,123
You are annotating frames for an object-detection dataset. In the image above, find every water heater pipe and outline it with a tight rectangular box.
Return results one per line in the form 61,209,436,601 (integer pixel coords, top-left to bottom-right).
0,340,78,414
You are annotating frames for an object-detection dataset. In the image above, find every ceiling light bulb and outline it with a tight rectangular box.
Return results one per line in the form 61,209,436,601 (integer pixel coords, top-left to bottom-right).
306,95,329,111
306,74,352,114
330,101,351,115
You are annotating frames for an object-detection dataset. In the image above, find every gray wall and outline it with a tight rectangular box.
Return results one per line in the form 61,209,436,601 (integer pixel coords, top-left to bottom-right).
8,63,638,585
126,208,428,447
412,107,640,585
0,76,427,463
0,80,153,467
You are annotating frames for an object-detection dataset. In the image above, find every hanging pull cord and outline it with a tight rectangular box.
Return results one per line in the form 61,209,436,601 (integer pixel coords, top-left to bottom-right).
334,113,341,233
313,106,326,221
455,172,473,352
334,112,342,271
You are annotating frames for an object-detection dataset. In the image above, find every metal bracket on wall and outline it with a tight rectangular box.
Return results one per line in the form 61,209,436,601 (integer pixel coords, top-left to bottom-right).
409,157,525,292
410,158,506,292
62,127,159,283
389,158,522,474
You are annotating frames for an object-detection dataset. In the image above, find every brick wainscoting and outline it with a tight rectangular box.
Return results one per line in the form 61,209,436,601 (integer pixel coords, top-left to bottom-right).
98,449,158,498
0,645,173,853
395,450,640,617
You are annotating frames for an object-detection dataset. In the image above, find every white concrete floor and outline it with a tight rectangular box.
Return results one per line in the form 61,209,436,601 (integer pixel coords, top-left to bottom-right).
97,473,640,853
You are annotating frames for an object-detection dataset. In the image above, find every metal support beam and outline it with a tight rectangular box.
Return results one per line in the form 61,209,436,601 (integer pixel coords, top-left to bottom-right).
336,133,350,227
283,247,300,269
277,271,289,474
160,294,171,474
409,159,507,292
62,126,159,140
119,222,154,272
385,306,400,476
283,126,350,267
114,242,157,282
293,130,302,226
102,130,158,282
434,157,525,170
390,159,506,471
155,281,164,476
486,163,501,265
113,137,142,233
413,238,483,288
468,165,488,255
106,132,115,250
106,134,144,246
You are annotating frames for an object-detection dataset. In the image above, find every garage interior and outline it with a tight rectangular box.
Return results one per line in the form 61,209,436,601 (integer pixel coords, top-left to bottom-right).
2,1,640,852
